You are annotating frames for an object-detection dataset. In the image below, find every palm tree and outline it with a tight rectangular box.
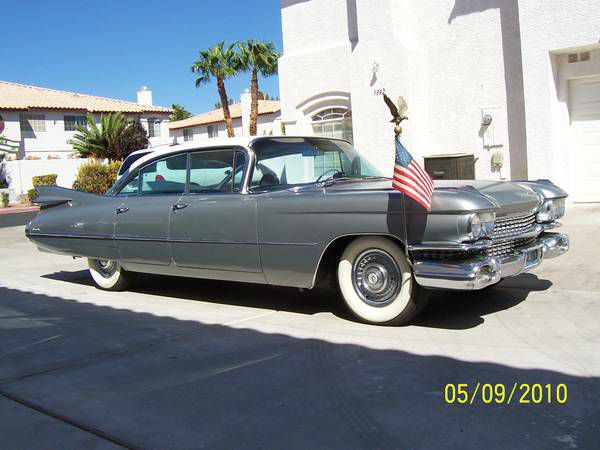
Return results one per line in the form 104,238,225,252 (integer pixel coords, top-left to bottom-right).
237,40,280,136
192,42,239,137
69,112,148,160
170,104,192,121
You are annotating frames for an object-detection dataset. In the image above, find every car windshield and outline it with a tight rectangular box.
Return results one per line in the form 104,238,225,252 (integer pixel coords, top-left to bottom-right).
250,137,384,190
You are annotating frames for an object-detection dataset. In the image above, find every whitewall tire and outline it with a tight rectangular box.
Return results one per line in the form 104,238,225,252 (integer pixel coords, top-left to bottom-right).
337,237,428,325
87,258,135,291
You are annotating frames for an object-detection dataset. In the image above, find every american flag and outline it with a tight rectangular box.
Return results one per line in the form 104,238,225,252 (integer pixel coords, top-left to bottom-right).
392,137,434,210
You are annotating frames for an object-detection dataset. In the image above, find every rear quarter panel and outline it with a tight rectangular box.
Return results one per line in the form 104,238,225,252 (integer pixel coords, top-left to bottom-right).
27,187,121,259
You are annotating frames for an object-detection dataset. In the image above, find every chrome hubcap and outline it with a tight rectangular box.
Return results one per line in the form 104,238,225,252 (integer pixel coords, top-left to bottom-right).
94,259,117,278
352,249,401,307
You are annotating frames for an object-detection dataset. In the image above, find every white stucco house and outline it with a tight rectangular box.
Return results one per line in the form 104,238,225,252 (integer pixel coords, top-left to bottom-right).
170,91,281,142
278,0,600,202
0,81,172,160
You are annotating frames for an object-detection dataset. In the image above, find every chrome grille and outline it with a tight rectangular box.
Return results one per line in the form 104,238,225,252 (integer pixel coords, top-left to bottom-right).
492,212,536,240
489,237,536,257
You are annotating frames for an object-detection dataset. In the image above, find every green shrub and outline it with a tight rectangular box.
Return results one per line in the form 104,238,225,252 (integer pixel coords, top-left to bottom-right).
27,188,38,202
1,192,9,207
73,160,121,194
32,174,58,186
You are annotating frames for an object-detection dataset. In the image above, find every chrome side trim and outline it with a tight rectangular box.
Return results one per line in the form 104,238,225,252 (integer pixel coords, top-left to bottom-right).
27,232,317,246
27,232,112,240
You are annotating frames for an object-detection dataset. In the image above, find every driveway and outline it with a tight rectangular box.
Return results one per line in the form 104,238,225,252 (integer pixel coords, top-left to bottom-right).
0,205,599,449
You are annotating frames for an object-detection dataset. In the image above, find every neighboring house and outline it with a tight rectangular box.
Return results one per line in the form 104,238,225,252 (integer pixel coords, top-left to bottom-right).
0,81,172,159
278,0,600,202
170,91,280,142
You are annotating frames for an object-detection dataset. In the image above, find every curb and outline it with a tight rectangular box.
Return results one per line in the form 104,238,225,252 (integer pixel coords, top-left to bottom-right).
0,206,39,215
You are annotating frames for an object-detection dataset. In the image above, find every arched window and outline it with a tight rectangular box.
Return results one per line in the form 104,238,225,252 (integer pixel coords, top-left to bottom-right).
311,108,353,143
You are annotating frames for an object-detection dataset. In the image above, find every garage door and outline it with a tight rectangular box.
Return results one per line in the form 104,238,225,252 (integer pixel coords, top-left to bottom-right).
569,76,600,202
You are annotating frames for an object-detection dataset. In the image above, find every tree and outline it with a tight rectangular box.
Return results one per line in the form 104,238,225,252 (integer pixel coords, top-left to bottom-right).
69,113,149,161
170,104,192,121
108,120,149,161
192,42,239,137
237,40,280,136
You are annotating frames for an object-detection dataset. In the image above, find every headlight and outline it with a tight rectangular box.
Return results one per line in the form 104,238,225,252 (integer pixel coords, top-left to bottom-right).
536,198,565,223
468,211,495,240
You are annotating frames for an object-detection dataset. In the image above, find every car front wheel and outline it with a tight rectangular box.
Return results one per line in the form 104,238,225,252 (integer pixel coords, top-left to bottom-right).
337,236,428,325
87,258,135,291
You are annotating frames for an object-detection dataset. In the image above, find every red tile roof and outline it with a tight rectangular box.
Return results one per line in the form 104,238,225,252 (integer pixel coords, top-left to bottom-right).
0,80,172,114
169,100,280,130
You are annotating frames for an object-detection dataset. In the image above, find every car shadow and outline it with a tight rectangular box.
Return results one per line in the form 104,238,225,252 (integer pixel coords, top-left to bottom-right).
414,273,553,330
42,269,351,319
42,270,552,330
0,285,597,450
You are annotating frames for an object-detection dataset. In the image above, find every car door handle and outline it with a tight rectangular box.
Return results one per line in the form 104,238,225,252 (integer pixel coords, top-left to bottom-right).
172,203,189,211
116,207,129,214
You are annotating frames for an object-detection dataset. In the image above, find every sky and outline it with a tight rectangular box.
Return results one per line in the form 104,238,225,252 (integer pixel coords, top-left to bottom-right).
0,0,283,114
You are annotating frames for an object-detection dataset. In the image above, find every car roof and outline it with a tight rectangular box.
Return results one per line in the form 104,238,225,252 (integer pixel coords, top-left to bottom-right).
126,148,154,157
127,137,255,172
127,136,350,173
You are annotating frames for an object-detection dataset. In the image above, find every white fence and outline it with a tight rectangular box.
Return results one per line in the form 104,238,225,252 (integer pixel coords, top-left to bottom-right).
0,159,96,202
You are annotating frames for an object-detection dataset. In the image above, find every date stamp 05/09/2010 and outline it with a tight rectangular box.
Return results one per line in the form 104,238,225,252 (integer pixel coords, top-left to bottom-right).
444,383,568,405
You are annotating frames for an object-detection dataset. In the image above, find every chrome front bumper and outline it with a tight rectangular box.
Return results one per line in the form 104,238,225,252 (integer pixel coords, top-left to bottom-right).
412,232,569,290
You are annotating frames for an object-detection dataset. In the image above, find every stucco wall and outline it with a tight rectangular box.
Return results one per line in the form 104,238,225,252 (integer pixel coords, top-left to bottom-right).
1,110,170,158
279,0,515,179
518,0,600,195
1,158,96,200
169,113,281,144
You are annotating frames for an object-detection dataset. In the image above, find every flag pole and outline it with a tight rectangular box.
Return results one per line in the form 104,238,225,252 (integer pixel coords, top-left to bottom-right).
394,123,411,261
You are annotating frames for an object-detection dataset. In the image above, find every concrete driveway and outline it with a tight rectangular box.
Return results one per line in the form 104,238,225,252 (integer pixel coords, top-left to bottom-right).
0,205,599,449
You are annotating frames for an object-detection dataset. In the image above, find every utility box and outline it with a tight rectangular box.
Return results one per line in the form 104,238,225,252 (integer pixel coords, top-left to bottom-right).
424,154,475,180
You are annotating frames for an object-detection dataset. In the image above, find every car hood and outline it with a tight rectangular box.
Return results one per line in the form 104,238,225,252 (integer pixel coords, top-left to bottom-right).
324,178,543,215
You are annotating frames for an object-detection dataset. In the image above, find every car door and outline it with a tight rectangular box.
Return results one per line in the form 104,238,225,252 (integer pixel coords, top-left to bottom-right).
169,148,261,272
114,152,187,265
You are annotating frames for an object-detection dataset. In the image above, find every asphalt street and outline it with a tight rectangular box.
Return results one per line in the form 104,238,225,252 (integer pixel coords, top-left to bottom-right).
0,205,599,449
0,211,36,229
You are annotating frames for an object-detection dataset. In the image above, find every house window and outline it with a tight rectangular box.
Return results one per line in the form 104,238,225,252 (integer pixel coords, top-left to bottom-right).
311,108,353,143
20,114,46,132
148,118,161,138
207,124,218,138
64,115,87,131
183,128,194,142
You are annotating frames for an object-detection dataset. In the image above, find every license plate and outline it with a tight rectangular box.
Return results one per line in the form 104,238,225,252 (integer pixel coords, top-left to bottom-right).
524,248,542,269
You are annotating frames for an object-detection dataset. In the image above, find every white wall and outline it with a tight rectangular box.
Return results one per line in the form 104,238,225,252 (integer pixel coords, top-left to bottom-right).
1,110,170,159
169,112,281,144
279,0,514,179
518,0,600,196
1,158,95,201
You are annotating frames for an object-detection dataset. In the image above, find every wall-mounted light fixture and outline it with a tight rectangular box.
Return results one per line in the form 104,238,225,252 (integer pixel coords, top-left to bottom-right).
481,114,493,126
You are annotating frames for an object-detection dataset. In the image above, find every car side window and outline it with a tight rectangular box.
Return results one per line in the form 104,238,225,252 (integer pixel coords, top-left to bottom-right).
189,149,243,193
117,174,139,196
140,154,187,195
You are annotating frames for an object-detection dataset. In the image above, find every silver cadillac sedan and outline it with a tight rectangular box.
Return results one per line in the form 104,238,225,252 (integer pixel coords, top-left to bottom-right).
26,136,569,325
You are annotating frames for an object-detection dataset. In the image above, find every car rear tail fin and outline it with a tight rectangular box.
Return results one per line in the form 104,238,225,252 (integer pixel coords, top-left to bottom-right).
33,186,98,209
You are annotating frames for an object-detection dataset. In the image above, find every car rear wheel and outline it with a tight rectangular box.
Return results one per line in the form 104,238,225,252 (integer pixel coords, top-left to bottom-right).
337,236,429,325
87,258,135,291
